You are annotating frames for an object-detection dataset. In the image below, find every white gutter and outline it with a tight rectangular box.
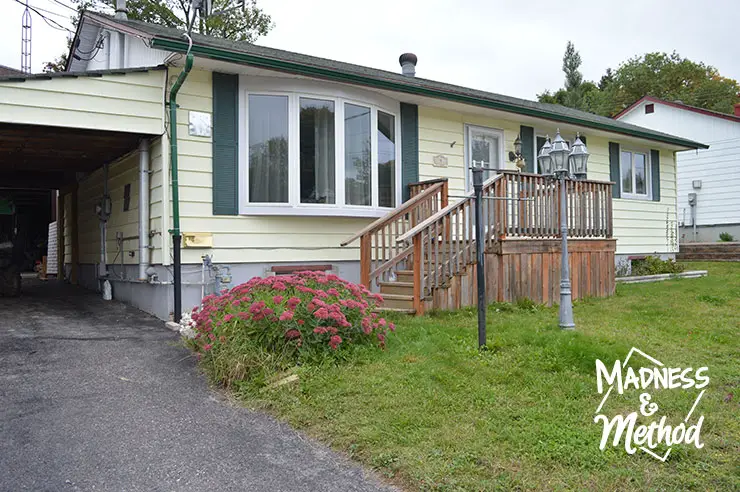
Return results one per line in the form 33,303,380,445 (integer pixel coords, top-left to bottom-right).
138,139,151,280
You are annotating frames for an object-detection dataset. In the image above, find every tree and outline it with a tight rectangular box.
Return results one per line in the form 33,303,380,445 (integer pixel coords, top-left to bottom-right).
562,41,583,108
538,47,740,117
537,41,592,111
44,0,272,72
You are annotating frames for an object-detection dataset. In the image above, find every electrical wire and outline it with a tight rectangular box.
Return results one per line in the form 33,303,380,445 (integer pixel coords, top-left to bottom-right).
44,0,77,12
24,3,68,18
12,0,74,33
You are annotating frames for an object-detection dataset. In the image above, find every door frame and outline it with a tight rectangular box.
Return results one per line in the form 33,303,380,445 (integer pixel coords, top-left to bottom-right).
463,124,505,193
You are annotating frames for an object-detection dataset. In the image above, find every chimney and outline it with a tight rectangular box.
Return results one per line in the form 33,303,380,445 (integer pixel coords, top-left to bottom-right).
115,0,128,19
734,102,740,117
399,53,417,77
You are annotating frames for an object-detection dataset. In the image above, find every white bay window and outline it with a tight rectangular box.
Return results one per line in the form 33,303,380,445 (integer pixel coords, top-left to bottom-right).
239,78,401,216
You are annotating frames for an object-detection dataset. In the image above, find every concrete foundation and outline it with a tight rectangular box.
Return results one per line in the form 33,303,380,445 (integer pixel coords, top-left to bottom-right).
680,223,740,243
73,260,362,321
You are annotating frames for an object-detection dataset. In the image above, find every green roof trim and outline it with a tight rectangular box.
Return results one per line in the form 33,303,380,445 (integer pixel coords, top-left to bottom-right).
151,37,706,150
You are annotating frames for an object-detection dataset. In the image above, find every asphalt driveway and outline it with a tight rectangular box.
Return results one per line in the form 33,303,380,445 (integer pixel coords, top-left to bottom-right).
0,279,390,491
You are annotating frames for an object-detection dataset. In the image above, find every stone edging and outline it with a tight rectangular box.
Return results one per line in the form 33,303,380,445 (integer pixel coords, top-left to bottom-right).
616,270,708,284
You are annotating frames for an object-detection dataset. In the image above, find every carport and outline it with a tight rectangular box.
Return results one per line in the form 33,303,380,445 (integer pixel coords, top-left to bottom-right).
0,67,166,287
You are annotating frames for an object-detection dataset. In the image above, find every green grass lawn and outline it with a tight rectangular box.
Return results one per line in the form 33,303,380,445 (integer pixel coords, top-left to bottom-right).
241,262,740,491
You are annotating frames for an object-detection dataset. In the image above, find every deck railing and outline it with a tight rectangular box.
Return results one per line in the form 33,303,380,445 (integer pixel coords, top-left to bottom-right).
494,170,613,239
396,171,614,312
340,179,448,290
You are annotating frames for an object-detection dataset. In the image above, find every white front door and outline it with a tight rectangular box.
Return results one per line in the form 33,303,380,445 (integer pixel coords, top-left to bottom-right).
465,125,503,191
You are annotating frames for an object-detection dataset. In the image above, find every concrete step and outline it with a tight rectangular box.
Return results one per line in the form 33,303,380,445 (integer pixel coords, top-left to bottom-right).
378,281,414,296
378,293,414,310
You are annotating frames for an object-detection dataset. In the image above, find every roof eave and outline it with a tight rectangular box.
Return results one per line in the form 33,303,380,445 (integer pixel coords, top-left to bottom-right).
150,36,708,150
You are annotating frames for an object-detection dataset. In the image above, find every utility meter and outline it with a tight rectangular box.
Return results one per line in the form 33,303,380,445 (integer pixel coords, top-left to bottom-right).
688,193,697,206
95,195,112,221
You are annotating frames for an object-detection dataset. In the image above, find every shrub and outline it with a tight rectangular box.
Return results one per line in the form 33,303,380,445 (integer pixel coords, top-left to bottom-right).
719,232,735,242
187,271,394,388
630,256,685,276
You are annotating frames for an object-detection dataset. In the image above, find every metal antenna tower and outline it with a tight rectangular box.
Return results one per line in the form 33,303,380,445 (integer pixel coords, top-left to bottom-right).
21,0,32,73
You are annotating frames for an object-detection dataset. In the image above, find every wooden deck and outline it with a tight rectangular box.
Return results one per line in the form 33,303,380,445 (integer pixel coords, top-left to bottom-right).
342,171,616,315
426,238,616,312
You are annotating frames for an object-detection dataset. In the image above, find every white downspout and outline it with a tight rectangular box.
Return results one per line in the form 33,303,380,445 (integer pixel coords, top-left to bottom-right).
99,162,110,277
138,139,151,280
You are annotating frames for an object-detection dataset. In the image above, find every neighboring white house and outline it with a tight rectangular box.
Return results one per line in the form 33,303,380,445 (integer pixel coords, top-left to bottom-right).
615,96,740,242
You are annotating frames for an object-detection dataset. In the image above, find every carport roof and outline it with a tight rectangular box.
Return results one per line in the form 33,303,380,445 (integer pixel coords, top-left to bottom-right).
0,65,162,83
0,123,144,189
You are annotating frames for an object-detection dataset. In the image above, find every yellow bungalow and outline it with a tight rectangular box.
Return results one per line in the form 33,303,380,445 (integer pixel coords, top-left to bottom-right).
0,11,706,319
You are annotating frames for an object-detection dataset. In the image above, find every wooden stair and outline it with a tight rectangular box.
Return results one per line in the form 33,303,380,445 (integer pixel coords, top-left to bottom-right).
377,270,415,313
343,172,616,316
677,242,740,261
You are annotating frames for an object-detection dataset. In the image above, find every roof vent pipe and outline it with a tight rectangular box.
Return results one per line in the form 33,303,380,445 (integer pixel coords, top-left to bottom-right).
115,0,128,19
399,53,417,77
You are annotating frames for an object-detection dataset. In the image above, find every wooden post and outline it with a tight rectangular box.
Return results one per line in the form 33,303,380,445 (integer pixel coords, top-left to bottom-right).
441,180,451,241
57,191,65,283
70,186,79,285
360,234,371,289
413,234,423,315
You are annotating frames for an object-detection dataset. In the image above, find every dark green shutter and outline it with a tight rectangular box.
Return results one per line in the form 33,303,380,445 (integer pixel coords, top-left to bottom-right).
520,125,535,173
650,149,660,201
400,102,419,202
212,72,239,215
609,142,620,198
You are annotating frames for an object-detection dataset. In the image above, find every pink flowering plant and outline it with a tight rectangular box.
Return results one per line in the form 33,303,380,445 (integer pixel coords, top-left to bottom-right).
187,271,395,387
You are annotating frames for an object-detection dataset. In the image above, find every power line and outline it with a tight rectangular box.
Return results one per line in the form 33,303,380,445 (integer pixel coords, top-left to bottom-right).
44,0,77,12
12,0,75,32
27,3,69,18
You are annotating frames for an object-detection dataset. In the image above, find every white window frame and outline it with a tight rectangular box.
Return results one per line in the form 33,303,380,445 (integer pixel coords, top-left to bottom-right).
238,76,402,217
619,148,652,200
463,124,505,192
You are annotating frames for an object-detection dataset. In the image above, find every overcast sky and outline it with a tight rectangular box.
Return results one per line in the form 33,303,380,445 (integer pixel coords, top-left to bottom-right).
1,0,737,100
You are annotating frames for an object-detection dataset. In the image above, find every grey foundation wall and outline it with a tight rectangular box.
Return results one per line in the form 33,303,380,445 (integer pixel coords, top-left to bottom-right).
74,261,362,321
680,224,740,243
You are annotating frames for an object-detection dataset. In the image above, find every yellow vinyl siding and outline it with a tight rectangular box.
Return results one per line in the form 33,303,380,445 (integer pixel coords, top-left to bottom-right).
76,151,141,265
0,70,165,135
173,70,371,265
62,137,167,268
418,106,520,198
417,106,679,256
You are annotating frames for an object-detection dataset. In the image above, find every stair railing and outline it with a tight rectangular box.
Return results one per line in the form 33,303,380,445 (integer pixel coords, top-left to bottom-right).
396,174,504,313
340,179,448,290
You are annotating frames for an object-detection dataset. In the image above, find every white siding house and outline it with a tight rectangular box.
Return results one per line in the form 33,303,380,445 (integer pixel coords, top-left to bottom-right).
616,97,740,242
